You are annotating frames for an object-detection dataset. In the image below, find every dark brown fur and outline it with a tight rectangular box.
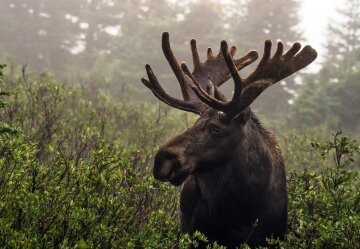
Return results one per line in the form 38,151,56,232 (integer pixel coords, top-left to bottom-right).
142,32,317,248
154,110,287,248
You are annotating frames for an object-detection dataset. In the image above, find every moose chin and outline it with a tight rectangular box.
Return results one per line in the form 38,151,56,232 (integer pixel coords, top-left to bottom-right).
142,32,317,248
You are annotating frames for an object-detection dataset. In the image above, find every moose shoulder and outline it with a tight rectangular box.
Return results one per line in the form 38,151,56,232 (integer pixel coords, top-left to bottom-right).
142,32,317,248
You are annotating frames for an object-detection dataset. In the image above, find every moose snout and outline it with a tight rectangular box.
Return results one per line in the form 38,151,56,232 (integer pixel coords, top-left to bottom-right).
153,149,181,181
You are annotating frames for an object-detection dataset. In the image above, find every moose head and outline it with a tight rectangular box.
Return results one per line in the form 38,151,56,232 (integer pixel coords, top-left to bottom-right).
142,32,317,248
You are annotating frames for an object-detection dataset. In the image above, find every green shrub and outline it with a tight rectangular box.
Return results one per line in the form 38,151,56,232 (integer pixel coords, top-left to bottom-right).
0,66,359,248
278,127,330,171
0,63,17,136
272,132,360,249
0,134,181,248
0,65,201,248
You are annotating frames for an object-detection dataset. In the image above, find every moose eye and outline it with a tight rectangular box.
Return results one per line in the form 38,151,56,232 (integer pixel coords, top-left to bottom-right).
209,125,222,135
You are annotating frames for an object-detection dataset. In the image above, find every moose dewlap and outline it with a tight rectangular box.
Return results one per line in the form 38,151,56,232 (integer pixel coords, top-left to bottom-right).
142,32,317,248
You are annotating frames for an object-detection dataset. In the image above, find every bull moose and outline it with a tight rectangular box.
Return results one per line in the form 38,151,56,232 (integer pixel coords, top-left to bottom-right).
141,32,317,248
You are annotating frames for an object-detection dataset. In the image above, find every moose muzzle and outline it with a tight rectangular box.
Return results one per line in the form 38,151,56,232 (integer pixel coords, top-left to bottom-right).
153,149,189,186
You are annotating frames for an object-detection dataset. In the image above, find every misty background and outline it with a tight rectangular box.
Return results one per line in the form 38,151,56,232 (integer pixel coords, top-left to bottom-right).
0,0,359,131
1,1,360,247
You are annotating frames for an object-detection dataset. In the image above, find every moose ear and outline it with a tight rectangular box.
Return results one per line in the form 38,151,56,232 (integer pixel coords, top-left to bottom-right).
233,107,251,124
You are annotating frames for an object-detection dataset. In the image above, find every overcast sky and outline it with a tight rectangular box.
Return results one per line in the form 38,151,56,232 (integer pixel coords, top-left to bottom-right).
300,0,345,63
217,0,345,66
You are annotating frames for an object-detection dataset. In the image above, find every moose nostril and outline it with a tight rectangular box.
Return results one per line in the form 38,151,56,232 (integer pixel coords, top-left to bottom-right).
153,150,180,181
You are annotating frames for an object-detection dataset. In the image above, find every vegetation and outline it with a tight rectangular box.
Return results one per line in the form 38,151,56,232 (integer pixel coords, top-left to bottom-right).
288,0,360,132
1,0,360,248
0,65,184,248
277,132,360,249
0,62,359,248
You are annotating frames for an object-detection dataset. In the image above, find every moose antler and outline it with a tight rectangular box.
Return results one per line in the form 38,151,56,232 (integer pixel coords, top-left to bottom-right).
142,32,317,116
188,37,258,88
142,32,258,114
182,39,318,116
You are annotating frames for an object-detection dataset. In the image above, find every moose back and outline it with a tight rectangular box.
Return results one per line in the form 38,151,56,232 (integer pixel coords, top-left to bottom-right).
142,32,317,248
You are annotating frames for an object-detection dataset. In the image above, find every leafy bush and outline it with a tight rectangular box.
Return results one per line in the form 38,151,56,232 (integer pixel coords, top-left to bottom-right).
0,65,184,248
277,127,330,171
0,134,182,248
0,65,359,248
0,63,17,135
273,132,360,249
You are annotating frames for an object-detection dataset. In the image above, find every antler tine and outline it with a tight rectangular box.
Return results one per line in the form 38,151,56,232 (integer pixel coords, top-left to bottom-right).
274,41,284,58
207,47,214,59
188,38,258,89
220,41,243,106
283,42,301,60
181,62,226,111
181,40,258,115
162,32,193,101
141,64,201,114
235,40,318,112
190,39,201,71
229,45,237,57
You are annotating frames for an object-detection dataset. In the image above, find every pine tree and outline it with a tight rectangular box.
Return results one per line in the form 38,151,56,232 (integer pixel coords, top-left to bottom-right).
322,0,360,78
0,0,82,72
289,0,360,131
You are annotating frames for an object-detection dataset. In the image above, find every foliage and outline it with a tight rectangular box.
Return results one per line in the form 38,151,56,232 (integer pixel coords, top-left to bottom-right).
289,70,360,132
0,0,359,247
323,0,360,75
0,63,17,136
0,67,359,248
0,66,183,248
0,134,181,248
0,63,7,106
271,132,360,249
277,127,330,171
289,0,360,132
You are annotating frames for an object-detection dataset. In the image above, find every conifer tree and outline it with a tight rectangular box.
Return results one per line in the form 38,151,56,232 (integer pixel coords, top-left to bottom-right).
289,0,360,131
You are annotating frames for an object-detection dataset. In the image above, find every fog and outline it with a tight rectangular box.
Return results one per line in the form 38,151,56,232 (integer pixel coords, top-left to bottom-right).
0,0,343,72
300,0,345,65
0,0,359,130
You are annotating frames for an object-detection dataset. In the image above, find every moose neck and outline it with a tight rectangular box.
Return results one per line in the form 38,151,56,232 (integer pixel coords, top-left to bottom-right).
190,112,280,211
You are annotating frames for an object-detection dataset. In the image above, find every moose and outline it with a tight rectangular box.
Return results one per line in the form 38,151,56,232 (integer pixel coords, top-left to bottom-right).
142,32,317,248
